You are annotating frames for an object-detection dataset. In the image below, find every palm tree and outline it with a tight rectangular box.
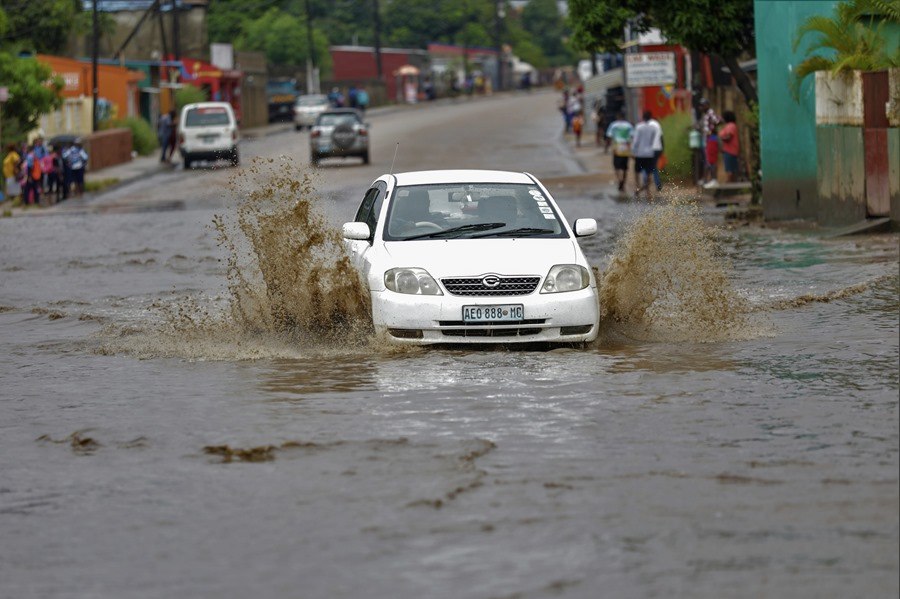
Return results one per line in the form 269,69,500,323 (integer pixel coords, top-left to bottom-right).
792,0,900,98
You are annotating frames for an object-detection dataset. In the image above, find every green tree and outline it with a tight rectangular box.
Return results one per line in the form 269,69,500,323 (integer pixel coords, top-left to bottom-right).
0,54,63,145
521,0,574,65
0,0,82,54
793,0,900,96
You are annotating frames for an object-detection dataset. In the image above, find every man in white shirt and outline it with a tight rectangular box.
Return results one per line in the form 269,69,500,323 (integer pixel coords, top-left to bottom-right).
631,110,662,200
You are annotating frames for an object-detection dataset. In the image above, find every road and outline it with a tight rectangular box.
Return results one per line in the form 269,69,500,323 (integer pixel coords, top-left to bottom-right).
0,90,897,599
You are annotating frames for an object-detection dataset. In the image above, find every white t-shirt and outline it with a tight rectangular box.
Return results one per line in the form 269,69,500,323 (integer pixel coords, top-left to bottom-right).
631,121,659,159
648,119,663,152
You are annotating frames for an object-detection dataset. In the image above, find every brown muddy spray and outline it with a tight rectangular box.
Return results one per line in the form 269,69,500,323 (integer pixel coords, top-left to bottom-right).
598,200,759,342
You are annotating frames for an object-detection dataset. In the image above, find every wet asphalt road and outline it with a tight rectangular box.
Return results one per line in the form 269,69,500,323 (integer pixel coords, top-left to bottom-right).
0,90,897,599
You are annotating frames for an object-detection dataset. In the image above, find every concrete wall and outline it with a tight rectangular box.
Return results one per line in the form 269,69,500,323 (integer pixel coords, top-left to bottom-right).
754,0,836,221
235,51,268,129
816,126,867,226
889,128,900,230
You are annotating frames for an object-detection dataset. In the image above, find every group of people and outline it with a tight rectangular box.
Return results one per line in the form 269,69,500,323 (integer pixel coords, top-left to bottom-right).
696,98,741,187
3,137,89,206
606,111,665,200
327,86,371,113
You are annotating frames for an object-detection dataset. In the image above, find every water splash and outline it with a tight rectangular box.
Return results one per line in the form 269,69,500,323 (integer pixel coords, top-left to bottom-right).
100,157,375,361
598,200,763,342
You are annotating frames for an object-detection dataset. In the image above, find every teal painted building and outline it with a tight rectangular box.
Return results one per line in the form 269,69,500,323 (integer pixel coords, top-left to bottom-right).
754,0,838,220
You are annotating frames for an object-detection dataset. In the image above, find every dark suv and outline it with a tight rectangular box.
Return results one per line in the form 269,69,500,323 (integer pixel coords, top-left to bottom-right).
309,109,370,166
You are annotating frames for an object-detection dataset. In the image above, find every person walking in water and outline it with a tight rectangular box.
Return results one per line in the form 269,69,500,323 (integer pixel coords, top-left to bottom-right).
606,111,634,193
631,110,662,200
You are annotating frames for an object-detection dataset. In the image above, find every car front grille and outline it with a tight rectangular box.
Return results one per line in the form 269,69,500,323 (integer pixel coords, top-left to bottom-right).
441,276,541,296
441,328,542,338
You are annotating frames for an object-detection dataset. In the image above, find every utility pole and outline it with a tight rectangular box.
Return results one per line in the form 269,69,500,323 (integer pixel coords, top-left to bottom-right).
171,0,180,60
494,0,504,91
373,0,383,80
304,0,317,93
92,0,99,132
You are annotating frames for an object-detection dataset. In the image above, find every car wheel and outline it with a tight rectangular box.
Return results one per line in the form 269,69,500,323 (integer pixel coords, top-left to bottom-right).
310,153,318,167
295,124,302,131
230,148,240,167
183,155,192,169
362,150,370,164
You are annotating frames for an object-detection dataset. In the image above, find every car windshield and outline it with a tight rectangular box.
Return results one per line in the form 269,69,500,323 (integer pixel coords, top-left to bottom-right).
317,113,359,127
184,107,231,127
384,183,568,241
297,95,327,106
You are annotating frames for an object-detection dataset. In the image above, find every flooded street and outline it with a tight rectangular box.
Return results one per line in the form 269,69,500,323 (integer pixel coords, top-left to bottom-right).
1,92,897,599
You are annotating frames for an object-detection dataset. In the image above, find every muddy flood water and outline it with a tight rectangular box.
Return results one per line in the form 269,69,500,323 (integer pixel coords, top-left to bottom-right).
1,163,897,599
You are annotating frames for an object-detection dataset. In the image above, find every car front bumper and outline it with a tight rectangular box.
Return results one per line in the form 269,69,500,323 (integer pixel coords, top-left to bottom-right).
370,287,600,344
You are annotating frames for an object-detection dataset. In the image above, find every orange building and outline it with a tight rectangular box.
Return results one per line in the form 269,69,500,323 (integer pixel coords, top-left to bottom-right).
35,54,145,137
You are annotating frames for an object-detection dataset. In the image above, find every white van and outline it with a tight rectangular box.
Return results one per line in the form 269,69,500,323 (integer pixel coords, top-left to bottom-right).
178,102,239,169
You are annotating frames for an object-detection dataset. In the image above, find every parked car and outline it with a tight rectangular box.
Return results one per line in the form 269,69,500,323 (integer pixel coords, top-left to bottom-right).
310,108,369,166
178,102,239,169
293,94,330,130
342,169,600,345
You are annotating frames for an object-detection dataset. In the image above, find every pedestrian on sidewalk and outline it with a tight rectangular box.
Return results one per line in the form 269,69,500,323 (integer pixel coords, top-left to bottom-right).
606,111,634,193
719,111,740,183
3,143,22,204
558,89,571,133
65,140,88,198
592,100,609,151
22,145,43,205
648,112,664,192
158,110,175,163
357,87,370,114
60,142,72,200
40,147,58,204
572,111,584,147
632,111,662,200
697,98,721,187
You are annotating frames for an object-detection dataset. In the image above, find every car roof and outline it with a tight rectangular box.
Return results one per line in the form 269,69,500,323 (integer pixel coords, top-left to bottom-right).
183,102,233,110
392,170,535,186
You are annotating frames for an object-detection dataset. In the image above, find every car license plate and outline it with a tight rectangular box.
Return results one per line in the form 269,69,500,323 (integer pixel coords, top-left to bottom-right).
320,144,331,152
462,304,523,322
201,135,218,144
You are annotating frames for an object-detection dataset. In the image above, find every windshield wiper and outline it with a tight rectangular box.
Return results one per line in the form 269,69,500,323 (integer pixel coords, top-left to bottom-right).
473,227,556,238
401,222,506,240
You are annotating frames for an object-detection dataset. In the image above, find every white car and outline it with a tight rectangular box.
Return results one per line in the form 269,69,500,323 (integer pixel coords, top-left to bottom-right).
342,170,600,345
293,94,330,130
178,102,239,169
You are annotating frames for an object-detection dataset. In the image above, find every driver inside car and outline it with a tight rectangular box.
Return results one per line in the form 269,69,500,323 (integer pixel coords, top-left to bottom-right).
389,188,446,235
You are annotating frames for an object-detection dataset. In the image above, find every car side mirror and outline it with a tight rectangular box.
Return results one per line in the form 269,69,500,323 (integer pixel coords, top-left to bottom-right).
342,222,370,240
573,218,597,237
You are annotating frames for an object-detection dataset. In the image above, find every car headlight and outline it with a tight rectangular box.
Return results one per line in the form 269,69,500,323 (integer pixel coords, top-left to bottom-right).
540,264,590,293
384,268,443,295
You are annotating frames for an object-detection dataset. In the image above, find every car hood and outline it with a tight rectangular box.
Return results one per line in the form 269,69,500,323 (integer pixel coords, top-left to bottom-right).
381,238,579,278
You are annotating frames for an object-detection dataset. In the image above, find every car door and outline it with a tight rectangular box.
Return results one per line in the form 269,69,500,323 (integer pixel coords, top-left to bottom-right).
347,182,386,275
